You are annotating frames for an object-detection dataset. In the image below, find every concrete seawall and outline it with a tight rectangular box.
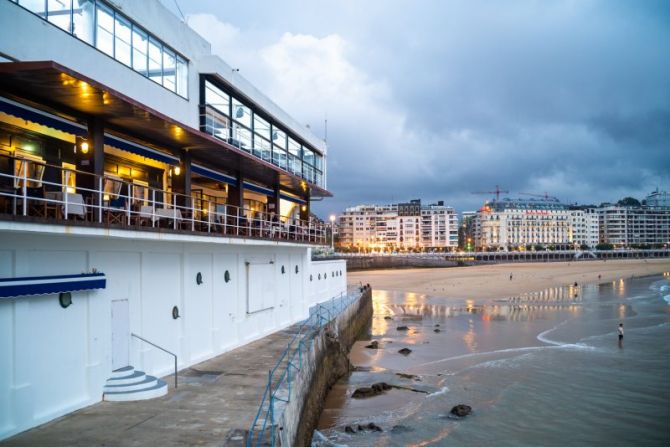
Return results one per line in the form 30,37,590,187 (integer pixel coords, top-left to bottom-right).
277,288,373,447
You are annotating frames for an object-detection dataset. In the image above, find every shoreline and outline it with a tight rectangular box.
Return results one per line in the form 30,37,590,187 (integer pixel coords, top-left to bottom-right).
347,258,670,301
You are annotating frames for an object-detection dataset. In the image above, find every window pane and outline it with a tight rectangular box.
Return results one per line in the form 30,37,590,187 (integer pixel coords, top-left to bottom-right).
288,137,301,157
95,3,114,56
176,56,188,98
254,136,271,162
114,15,131,66
162,48,175,91
303,147,314,167
132,26,148,75
19,0,46,16
231,97,252,128
272,128,287,150
148,37,162,84
48,0,71,32
254,115,270,141
72,0,94,44
204,109,229,141
314,154,323,170
232,124,251,151
205,81,229,115
273,146,287,170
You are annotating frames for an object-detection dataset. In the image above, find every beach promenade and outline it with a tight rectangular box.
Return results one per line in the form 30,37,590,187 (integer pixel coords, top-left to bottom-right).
1,328,297,447
349,259,670,299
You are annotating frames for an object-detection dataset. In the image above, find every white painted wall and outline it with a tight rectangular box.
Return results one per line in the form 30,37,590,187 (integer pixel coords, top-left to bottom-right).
0,228,346,440
308,259,348,306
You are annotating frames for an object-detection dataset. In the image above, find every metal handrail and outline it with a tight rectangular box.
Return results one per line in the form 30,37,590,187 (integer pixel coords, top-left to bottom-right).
246,287,364,447
131,333,178,389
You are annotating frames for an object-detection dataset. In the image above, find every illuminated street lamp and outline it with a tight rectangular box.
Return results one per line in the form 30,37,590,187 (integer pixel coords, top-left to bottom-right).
329,214,336,251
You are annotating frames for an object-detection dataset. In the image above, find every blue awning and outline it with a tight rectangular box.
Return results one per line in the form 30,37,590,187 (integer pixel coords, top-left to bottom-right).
243,181,274,196
0,96,88,137
0,273,106,298
192,164,237,186
279,192,306,205
104,134,179,165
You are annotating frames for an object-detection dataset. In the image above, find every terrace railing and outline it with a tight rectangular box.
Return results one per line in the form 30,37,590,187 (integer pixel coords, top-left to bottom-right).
0,153,326,245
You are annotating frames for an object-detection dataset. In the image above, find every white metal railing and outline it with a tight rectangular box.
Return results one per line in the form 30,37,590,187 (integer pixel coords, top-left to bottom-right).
0,154,327,245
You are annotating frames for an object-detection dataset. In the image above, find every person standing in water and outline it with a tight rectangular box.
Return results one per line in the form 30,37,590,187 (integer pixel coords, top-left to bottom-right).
618,323,624,342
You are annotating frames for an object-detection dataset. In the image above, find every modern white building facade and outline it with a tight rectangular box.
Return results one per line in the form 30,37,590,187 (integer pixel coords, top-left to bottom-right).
598,205,670,247
0,0,345,439
338,199,458,251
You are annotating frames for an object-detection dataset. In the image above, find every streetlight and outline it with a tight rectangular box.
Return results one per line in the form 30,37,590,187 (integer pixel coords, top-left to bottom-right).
329,214,336,252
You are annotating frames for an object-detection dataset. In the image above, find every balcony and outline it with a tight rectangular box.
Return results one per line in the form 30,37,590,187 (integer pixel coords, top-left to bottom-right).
0,154,327,245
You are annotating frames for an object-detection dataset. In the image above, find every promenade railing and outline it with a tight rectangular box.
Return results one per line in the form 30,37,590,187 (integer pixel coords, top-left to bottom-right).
246,285,365,447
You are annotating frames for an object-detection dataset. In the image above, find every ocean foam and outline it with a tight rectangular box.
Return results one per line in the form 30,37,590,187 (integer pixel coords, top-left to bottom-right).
664,294,670,305
426,386,449,398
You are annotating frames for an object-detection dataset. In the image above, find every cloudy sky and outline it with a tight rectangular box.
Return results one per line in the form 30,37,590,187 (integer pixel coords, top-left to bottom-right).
171,0,669,218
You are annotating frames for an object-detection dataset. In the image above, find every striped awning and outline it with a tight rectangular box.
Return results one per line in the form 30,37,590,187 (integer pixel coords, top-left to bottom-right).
0,273,106,298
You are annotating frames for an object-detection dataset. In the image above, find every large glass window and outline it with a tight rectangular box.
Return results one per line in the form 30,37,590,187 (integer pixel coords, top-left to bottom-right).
19,0,46,16
273,147,287,170
162,48,176,92
47,0,71,32
255,137,272,162
131,26,148,75
254,115,270,141
15,0,189,99
95,2,113,56
114,14,131,66
272,128,287,150
303,147,315,167
176,56,188,98
232,124,252,151
148,37,162,84
204,108,230,141
205,81,229,115
72,0,94,44
232,98,252,128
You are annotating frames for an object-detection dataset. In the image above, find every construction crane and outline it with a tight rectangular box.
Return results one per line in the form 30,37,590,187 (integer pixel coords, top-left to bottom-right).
519,192,560,202
472,185,509,202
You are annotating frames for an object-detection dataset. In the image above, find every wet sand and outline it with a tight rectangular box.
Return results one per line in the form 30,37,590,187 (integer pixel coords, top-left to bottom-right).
315,260,670,445
348,259,670,300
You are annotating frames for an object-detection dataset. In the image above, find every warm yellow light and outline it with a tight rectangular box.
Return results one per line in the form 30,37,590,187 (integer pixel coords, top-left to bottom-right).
301,205,307,212
80,141,89,154
66,186,76,193
173,166,181,176
103,194,110,201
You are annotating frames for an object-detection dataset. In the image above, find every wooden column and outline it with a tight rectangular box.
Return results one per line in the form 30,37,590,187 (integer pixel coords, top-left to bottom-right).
172,150,192,209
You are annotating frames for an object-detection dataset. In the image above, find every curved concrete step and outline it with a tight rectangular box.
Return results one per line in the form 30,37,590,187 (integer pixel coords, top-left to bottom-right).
104,379,168,401
104,375,158,393
105,370,147,386
110,366,135,379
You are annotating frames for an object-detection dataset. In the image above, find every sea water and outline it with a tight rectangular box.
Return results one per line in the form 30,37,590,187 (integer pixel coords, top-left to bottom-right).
315,274,670,446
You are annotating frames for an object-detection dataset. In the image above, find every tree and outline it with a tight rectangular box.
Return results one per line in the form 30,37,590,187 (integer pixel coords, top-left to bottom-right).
534,244,545,251
596,243,614,250
580,243,590,250
617,197,641,207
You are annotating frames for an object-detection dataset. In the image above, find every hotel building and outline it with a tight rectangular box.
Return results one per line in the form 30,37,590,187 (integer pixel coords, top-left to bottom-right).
338,199,458,251
0,0,345,439
475,198,598,250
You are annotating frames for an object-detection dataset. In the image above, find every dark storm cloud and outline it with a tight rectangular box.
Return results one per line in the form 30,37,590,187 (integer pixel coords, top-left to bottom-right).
176,0,670,217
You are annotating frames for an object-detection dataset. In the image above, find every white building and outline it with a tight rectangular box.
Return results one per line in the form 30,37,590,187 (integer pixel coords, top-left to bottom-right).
339,199,458,251
598,205,670,247
570,209,600,248
475,198,574,250
0,0,345,439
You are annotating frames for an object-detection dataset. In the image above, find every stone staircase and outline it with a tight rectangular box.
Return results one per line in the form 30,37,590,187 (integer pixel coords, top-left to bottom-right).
103,366,168,401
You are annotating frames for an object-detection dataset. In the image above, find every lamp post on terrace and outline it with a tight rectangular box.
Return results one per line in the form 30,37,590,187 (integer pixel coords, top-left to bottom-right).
329,214,336,252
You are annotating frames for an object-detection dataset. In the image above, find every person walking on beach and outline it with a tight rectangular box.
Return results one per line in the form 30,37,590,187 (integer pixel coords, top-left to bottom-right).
618,323,624,342
509,273,513,281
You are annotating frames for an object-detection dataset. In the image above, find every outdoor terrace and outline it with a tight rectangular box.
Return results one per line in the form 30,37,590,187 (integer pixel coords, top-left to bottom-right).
0,153,327,245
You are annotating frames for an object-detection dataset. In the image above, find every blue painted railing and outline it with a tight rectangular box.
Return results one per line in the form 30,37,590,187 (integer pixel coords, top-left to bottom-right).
246,286,365,447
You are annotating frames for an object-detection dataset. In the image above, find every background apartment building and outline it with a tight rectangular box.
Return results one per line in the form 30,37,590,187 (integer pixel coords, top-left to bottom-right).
598,206,670,247
339,199,458,251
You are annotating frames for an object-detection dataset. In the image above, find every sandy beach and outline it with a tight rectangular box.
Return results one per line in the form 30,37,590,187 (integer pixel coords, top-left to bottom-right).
348,259,670,300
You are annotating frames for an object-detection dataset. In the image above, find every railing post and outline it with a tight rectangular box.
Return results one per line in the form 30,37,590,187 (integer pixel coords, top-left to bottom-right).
173,193,177,230
21,161,27,216
127,184,132,226
64,173,69,220
151,189,156,228
191,198,195,232
98,176,103,223
174,355,178,389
